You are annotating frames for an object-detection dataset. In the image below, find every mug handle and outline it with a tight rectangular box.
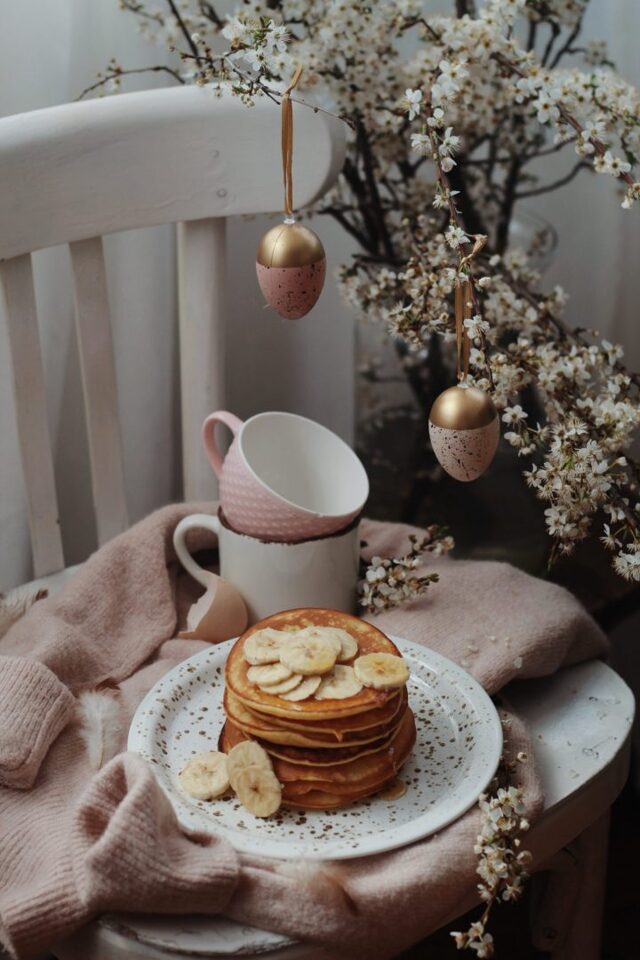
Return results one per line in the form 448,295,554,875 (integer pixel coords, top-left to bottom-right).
173,513,220,589
202,411,243,477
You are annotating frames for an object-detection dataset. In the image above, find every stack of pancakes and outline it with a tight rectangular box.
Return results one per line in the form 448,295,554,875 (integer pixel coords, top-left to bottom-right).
220,608,416,809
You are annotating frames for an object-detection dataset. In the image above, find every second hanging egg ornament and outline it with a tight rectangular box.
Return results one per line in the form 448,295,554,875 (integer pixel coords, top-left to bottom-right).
429,384,499,482
428,277,499,481
256,66,326,320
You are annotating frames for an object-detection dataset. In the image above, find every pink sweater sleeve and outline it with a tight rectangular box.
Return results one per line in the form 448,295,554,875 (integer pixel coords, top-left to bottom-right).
0,505,204,791
0,753,239,959
0,656,76,790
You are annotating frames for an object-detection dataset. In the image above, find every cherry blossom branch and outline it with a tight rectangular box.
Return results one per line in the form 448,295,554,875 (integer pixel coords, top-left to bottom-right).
419,14,637,193
482,263,640,534
496,261,640,391
492,52,637,190
177,49,355,128
451,723,532,959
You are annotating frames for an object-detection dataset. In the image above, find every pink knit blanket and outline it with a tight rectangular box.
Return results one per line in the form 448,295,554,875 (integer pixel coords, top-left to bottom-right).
0,504,607,959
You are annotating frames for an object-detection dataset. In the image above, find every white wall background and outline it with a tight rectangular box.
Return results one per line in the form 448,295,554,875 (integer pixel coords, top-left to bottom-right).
0,1,638,589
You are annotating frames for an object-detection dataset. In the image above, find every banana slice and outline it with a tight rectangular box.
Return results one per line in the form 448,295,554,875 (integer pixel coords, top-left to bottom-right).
226,739,272,791
244,628,287,665
280,631,339,676
234,764,282,818
354,652,410,690
296,626,342,655
247,662,293,686
279,674,322,701
258,673,303,695
332,629,359,663
293,626,357,662
178,751,229,800
315,664,363,700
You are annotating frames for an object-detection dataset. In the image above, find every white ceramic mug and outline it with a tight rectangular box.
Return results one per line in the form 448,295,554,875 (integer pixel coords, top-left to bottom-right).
202,410,369,542
173,510,360,624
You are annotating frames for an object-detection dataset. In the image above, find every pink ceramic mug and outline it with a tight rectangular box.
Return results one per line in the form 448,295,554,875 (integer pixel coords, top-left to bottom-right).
202,410,369,542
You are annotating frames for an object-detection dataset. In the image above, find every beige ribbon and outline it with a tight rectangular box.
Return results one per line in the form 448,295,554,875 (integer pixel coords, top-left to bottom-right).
455,235,487,382
281,65,303,218
455,277,471,382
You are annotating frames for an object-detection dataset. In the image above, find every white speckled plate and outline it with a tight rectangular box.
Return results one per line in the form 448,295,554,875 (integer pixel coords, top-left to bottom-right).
128,636,502,861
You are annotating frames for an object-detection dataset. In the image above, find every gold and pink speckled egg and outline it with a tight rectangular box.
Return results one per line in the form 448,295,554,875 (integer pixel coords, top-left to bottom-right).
428,385,500,482
256,220,326,320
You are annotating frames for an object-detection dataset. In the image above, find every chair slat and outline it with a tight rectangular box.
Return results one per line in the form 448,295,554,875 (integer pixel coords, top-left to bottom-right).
0,254,64,577
178,218,227,501
69,237,128,544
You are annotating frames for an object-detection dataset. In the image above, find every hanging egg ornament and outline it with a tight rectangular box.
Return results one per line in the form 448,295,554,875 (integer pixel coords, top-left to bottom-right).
256,218,326,319
428,384,499,482
255,65,326,320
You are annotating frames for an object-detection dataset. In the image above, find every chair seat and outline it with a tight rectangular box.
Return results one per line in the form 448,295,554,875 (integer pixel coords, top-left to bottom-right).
53,657,634,960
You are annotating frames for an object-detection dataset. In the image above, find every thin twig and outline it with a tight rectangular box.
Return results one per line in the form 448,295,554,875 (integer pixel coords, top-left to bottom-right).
549,15,585,69
166,0,200,57
76,65,185,100
515,158,590,199
198,1,222,27
120,0,164,25
356,119,396,261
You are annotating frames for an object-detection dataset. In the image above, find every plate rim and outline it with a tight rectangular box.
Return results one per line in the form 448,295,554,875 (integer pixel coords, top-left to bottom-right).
128,635,502,861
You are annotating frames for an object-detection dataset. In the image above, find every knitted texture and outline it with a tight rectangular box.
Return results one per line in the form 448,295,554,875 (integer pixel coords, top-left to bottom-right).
0,505,608,960
0,742,238,959
0,657,76,790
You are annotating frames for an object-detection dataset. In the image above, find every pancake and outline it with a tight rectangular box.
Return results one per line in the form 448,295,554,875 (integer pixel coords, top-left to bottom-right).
221,708,407,766
220,707,416,790
283,775,393,797
242,687,407,735
265,735,395,765
281,777,398,809
226,608,402,720
223,689,408,748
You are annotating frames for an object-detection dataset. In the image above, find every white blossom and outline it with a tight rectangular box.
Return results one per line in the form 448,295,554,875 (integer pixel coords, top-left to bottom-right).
221,16,247,45
403,87,422,120
410,132,431,155
439,126,462,157
446,225,469,249
502,404,528,425
464,315,490,340
597,150,632,177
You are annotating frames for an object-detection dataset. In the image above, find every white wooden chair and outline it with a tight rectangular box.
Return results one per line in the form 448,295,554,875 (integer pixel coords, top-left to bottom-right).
0,88,634,960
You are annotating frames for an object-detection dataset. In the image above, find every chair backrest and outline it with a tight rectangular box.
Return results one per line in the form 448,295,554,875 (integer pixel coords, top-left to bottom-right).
0,86,345,580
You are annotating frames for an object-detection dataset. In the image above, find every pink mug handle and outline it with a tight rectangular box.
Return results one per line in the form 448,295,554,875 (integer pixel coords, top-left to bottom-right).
202,411,243,477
